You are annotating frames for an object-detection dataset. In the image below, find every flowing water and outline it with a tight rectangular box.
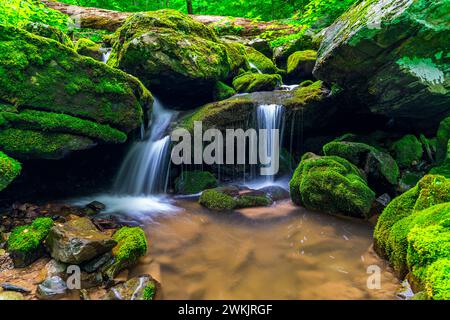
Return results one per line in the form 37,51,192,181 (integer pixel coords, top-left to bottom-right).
113,99,175,195
129,198,400,300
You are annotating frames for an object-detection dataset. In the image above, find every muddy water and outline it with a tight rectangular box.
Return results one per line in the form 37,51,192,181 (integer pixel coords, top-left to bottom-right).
131,199,400,300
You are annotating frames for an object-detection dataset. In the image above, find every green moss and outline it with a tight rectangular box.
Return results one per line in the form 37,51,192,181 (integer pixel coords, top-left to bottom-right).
236,195,272,208
232,72,281,93
424,259,450,300
244,46,280,74
436,117,450,163
286,50,317,77
2,109,127,144
104,227,148,279
289,153,375,218
175,170,217,194
75,38,102,61
199,189,237,210
323,141,399,187
391,135,423,167
0,24,150,132
142,282,156,300
212,81,236,101
0,151,21,191
0,128,94,160
7,217,53,266
286,80,324,108
24,22,73,48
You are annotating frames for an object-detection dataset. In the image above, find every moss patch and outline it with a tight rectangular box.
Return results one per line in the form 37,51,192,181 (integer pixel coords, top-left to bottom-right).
75,38,102,61
244,46,280,74
212,81,236,101
0,151,21,191
175,170,217,194
232,72,281,93
391,135,423,168
199,189,237,210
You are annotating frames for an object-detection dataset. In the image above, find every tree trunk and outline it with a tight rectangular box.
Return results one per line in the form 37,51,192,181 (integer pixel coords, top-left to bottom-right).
186,0,193,14
40,0,300,36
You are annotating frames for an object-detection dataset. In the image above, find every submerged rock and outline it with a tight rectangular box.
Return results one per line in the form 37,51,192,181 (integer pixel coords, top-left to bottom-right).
36,276,68,300
7,217,53,268
314,0,450,130
45,217,117,264
108,10,246,104
289,153,376,218
103,275,160,300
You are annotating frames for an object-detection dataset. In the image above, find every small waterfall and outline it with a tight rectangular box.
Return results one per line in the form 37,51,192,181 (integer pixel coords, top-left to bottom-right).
249,62,263,74
256,104,284,182
113,98,175,195
100,48,112,64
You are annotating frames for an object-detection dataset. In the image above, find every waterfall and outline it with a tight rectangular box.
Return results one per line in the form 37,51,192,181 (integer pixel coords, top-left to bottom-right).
249,62,263,74
256,104,284,182
100,48,112,64
113,98,175,196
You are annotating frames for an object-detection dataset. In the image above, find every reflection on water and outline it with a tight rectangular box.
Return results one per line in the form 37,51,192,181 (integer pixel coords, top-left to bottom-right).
130,199,400,300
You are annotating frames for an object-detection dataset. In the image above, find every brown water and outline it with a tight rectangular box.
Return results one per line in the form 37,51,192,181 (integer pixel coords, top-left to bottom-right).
131,199,400,300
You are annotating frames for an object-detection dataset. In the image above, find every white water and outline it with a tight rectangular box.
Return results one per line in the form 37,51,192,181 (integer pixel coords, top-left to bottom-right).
256,104,284,183
113,98,175,196
100,48,112,63
249,62,263,74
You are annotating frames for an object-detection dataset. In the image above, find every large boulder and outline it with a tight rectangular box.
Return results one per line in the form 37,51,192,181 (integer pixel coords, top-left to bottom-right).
46,217,117,264
286,50,317,82
313,0,450,130
0,24,151,160
289,153,376,218
108,10,246,104
244,46,280,74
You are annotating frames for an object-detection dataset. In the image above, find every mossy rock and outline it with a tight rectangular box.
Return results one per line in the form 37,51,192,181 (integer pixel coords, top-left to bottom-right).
391,135,423,168
175,170,217,194
212,81,236,101
0,151,21,191
289,153,376,218
286,50,317,82
422,258,450,300
273,33,315,69
244,46,280,74
232,72,281,93
0,128,95,160
103,227,148,279
75,38,102,61
199,186,272,211
108,10,244,104
436,117,450,163
0,24,151,133
103,275,160,300
398,171,424,192
374,175,450,276
7,217,53,267
236,194,272,208
199,188,237,211
314,0,450,130
323,141,399,193
24,22,73,48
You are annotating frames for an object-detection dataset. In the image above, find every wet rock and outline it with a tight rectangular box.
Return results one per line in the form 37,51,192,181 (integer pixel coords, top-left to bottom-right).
0,283,31,294
286,50,317,83
199,186,273,210
314,0,449,130
257,186,290,201
80,272,103,289
86,201,106,213
82,252,113,273
371,193,391,217
232,72,282,93
42,259,67,280
0,291,24,300
247,38,272,58
103,275,160,300
36,276,68,300
175,171,217,195
45,217,117,264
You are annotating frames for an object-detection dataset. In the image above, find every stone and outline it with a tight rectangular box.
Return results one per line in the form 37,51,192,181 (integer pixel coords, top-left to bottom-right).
174,171,217,195
232,72,282,93
36,276,68,300
45,217,117,264
286,50,317,83
257,186,290,201
103,275,160,300
247,38,272,58
0,291,24,300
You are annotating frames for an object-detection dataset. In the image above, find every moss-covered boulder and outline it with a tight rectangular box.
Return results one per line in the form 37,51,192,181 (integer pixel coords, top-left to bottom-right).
0,151,21,191
391,135,423,168
102,227,148,279
245,46,280,74
286,50,317,82
212,81,236,101
289,153,376,218
232,72,281,93
75,38,102,61
103,275,160,300
24,22,73,48
7,217,53,267
272,32,315,69
374,175,450,276
175,170,217,194
0,24,151,160
314,0,450,130
108,10,245,104
323,141,399,193
436,117,450,163
199,186,273,211
430,140,450,178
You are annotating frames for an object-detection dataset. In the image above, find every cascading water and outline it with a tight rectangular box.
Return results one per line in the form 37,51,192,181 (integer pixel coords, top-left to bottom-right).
113,98,175,196
100,48,112,64
256,104,284,183
249,62,263,74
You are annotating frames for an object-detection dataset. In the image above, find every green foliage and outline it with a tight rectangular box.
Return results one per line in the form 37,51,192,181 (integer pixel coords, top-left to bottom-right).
0,0,69,31
7,217,53,254
1,109,127,144
289,153,376,218
175,170,217,194
295,0,358,29
0,151,21,191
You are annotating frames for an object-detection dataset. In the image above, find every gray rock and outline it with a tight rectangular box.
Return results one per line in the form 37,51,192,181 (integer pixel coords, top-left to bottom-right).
36,276,68,300
103,275,160,300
